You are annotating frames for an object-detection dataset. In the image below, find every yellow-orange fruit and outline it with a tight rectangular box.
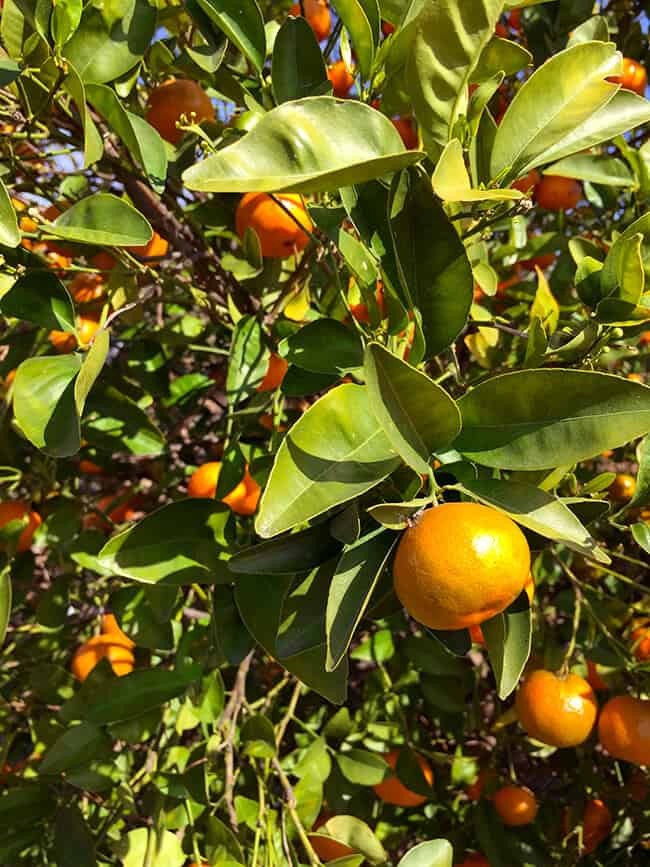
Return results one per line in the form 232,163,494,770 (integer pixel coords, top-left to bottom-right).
534,176,581,211
608,58,647,95
327,60,354,97
257,353,288,391
128,230,169,260
146,79,215,145
515,670,598,748
101,613,135,649
290,0,331,41
469,573,534,645
598,695,650,765
235,193,312,258
71,635,135,681
372,749,433,807
493,785,538,826
393,503,530,631
0,501,41,553
608,473,636,502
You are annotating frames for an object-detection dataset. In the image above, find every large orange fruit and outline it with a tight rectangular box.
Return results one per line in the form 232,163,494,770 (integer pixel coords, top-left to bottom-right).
534,175,581,210
145,79,215,145
393,503,530,631
469,572,534,645
0,501,41,553
493,785,538,826
582,799,612,853
608,58,647,95
515,670,598,747
71,635,135,681
257,353,288,391
598,695,650,765
372,749,433,807
235,193,312,259
290,0,331,41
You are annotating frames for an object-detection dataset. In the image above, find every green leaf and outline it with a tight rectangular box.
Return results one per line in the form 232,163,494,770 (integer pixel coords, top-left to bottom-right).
490,42,623,180
0,271,75,331
0,177,20,247
390,167,473,356
326,527,397,671
632,522,650,555
113,828,185,867
84,385,166,456
458,478,607,562
40,722,111,775
624,436,650,513
311,816,387,865
566,15,609,46
182,97,422,193
277,564,333,657
337,229,379,288
396,839,454,867
367,498,431,529
86,83,167,193
272,17,328,103
337,749,388,785
433,139,524,202
471,36,532,82
545,153,635,187
481,590,531,700
52,0,82,49
280,319,363,375
364,342,461,475
226,315,269,404
235,573,349,704
229,523,343,574
406,0,503,154
54,807,96,867
196,0,266,72
256,384,400,538
332,0,380,80
601,233,644,305
97,500,231,585
0,567,11,647
455,369,650,470
82,666,201,724
13,355,83,457
0,57,21,87
61,60,104,167
241,714,276,758
47,193,153,247
62,0,156,84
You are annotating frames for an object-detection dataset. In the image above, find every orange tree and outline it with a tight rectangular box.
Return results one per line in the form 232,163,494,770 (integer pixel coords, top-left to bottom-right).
3,0,650,864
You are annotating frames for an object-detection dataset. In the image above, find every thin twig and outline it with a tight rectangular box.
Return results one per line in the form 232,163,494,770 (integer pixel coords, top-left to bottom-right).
272,758,320,867
275,679,302,748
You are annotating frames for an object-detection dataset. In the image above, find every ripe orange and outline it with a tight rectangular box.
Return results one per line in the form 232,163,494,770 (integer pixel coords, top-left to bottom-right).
308,833,356,862
586,659,609,692
493,785,538,826
101,613,135,649
582,799,612,854
0,501,41,553
84,493,140,531
598,695,650,765
235,193,312,259
631,621,650,661
382,20,395,36
128,230,169,260
515,670,598,748
49,315,100,353
79,459,103,475
71,272,106,304
327,60,354,98
257,353,288,391
469,573,534,645
465,767,496,802
372,749,433,807
146,79,215,145
511,169,540,194
391,117,418,149
188,463,261,516
393,503,530,631
187,462,223,499
534,175,581,211
71,634,135,681
608,473,636,502
90,251,116,271
350,283,386,324
608,58,647,96
290,0,331,41
508,9,521,30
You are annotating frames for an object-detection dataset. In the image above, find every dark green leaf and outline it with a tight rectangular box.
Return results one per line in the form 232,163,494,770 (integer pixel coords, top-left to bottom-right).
481,590,531,700
84,385,165,456
0,271,75,331
47,193,152,246
195,0,266,72
272,17,328,103
229,522,343,574
40,722,111,775
54,807,96,867
0,177,20,247
281,319,363,375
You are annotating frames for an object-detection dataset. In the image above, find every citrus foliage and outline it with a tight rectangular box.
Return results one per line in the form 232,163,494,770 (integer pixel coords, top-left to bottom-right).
2,0,650,864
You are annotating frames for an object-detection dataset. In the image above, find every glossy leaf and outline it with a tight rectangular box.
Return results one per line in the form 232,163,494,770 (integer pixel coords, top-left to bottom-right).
235,573,348,703
281,319,363,375
364,343,461,474
62,60,104,166
406,0,503,153
471,36,532,82
332,0,380,79
114,828,185,867
183,98,423,193
256,384,400,538
337,749,388,785
366,498,431,530
0,271,75,331
47,193,152,246
326,527,397,671
86,83,167,193
632,522,650,555
456,369,650,470
390,167,473,356
40,722,111,775
97,500,231,584
226,315,269,404
624,436,650,512
459,478,607,562
433,139,523,202
0,177,20,247
84,386,165,456
196,0,266,72
491,42,622,180
481,590,531,699
241,714,276,758
545,153,634,187
396,840,454,867
272,17,328,103
311,816,387,864
62,0,156,84
229,522,342,574
277,563,334,657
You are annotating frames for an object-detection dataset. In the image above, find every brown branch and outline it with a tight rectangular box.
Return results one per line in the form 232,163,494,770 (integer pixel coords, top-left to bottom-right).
218,649,254,831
